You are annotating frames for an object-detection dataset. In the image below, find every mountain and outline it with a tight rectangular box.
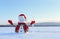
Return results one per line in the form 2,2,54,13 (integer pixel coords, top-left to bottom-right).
35,22,60,25
0,22,60,27
34,22,60,27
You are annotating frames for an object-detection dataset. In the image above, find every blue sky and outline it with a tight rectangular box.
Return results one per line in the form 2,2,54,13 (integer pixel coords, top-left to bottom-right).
0,0,60,24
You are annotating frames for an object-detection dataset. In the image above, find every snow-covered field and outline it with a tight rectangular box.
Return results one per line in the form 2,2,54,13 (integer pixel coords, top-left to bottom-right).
0,26,60,39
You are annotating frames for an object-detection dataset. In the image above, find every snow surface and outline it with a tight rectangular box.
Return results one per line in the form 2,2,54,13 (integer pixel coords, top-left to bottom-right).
0,26,60,39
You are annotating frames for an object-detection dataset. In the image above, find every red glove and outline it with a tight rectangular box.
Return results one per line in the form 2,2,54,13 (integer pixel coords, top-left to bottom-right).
30,21,35,26
8,20,13,25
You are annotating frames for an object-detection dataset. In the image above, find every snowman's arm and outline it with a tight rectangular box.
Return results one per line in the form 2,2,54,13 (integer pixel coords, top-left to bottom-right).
30,21,35,26
8,20,13,25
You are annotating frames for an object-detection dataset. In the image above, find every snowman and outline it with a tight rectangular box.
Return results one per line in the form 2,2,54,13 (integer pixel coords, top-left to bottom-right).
8,14,35,33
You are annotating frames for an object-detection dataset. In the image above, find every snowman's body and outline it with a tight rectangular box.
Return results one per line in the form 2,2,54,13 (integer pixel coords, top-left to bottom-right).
17,14,28,33
19,24,24,33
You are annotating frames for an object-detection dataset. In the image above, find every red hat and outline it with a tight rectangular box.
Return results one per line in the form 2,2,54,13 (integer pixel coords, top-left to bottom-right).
19,14,26,19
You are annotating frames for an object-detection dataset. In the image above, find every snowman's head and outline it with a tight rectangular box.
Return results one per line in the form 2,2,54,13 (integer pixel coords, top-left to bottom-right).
18,14,26,22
